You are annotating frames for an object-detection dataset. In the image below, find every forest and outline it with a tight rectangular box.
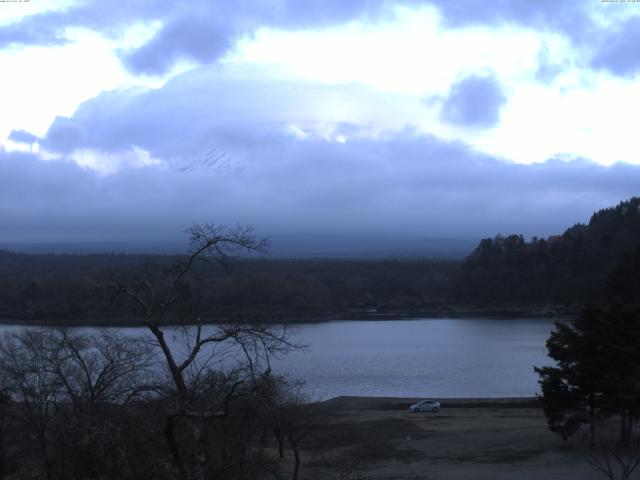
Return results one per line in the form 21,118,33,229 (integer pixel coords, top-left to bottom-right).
0,197,639,326
456,197,640,307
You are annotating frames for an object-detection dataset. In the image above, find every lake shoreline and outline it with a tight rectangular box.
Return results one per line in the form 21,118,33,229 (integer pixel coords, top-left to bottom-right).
0,305,575,327
322,395,541,409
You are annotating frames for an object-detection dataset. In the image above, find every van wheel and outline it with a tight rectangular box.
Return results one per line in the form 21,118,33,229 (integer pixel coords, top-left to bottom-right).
412,408,419,413
432,407,439,413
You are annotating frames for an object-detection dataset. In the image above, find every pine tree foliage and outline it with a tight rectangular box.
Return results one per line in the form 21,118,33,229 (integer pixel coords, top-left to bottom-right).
536,245,640,445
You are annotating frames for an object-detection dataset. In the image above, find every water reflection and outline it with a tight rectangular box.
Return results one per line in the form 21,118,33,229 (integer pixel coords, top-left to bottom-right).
270,318,556,400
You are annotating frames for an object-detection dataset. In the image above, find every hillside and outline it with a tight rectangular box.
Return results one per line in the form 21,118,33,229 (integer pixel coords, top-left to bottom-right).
455,197,640,307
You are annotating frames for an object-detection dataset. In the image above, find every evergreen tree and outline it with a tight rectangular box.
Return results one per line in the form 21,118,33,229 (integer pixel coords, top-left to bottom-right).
458,197,640,306
535,304,608,445
536,245,640,445
597,246,640,444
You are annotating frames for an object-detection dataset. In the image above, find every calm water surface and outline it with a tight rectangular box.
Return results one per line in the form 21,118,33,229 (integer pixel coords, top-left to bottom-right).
0,318,557,400
271,318,557,400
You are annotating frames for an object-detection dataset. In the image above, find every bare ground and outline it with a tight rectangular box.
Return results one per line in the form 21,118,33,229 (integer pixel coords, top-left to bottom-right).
283,396,608,480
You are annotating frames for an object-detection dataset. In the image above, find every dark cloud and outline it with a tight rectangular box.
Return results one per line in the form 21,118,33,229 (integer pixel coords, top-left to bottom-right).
8,129,38,144
429,0,593,42
45,117,90,154
123,13,232,75
0,20,66,48
590,16,640,77
2,130,639,246
440,74,506,128
0,1,168,49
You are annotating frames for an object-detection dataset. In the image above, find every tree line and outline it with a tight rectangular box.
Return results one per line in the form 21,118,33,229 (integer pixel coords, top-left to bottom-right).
456,197,640,307
0,251,458,325
1,197,640,325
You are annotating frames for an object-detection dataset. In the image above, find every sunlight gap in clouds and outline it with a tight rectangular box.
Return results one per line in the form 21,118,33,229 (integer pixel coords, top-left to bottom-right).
224,5,640,166
0,32,125,142
0,19,172,149
229,6,541,95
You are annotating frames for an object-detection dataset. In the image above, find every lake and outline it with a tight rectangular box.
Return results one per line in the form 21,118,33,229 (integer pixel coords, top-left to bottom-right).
0,318,558,400
271,318,557,400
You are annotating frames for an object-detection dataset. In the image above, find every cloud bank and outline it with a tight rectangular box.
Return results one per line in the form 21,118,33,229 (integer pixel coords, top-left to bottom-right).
2,129,638,246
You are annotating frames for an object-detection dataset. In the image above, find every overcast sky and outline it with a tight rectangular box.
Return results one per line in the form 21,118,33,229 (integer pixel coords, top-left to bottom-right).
1,0,639,249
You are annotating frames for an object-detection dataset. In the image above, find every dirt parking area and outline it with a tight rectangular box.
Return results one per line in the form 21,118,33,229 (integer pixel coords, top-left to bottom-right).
295,396,608,480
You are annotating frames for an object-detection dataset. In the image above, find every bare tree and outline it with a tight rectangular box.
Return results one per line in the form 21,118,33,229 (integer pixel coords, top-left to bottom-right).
113,224,300,479
253,374,295,459
284,391,327,480
584,427,640,480
0,328,160,480
0,330,62,480
253,375,326,480
45,329,157,413
0,388,13,480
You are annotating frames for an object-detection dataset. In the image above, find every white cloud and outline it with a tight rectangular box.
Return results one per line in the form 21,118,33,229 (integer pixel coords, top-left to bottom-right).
478,74,640,165
0,32,124,142
0,22,175,149
70,146,165,174
230,6,542,95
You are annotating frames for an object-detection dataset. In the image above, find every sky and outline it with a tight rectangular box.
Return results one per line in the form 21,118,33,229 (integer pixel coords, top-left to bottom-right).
1,0,640,252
